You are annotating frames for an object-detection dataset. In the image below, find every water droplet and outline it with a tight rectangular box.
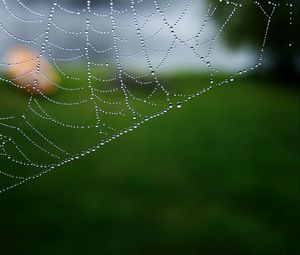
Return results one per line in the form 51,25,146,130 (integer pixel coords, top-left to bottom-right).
176,103,182,109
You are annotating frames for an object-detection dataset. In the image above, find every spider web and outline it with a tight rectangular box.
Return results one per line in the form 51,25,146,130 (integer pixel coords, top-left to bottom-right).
0,0,294,194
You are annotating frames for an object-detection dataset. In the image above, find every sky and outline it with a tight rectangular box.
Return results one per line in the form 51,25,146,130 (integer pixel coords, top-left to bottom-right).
0,0,256,72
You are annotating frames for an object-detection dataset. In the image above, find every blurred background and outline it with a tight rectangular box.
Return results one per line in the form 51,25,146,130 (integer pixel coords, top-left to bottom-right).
0,1,299,255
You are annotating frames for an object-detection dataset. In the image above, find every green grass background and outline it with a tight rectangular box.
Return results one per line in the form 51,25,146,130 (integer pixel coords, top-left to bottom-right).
0,75,299,255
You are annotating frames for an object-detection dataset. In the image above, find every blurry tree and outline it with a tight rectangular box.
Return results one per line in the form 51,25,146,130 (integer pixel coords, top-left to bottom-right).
209,1,299,81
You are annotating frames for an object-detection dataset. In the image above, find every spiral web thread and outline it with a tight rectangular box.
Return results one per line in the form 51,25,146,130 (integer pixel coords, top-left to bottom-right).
0,0,294,194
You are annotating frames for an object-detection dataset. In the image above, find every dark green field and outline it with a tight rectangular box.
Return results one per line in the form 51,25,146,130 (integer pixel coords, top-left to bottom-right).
0,75,299,255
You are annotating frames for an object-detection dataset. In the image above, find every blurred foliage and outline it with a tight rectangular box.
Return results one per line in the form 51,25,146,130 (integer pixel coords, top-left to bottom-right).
0,73,299,255
208,0,300,80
